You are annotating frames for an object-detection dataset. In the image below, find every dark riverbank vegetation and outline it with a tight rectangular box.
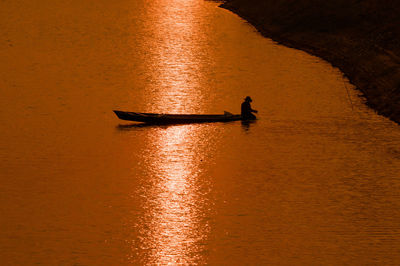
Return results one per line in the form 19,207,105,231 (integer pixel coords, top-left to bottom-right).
221,0,400,123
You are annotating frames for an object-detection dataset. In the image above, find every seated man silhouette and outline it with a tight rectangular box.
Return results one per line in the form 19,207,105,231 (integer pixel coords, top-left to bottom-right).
241,96,258,120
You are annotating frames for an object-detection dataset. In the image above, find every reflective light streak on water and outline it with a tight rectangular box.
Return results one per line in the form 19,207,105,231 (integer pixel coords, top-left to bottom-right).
1,0,400,265
136,125,211,265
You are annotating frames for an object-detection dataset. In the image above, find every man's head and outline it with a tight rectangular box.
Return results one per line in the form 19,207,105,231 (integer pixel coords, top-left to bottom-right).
245,96,252,102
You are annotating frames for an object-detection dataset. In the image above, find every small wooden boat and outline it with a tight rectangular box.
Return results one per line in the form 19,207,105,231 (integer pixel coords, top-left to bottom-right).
113,110,244,124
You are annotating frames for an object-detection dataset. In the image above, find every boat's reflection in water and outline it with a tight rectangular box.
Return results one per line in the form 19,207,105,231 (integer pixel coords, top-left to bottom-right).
241,119,257,132
116,119,243,130
137,124,212,265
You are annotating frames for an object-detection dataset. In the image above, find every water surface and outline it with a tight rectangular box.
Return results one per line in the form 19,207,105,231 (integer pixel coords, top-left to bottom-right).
1,0,400,264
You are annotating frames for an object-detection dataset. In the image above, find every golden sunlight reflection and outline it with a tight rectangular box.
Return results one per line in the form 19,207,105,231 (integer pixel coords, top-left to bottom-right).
142,0,207,113
129,2,214,263
136,125,210,265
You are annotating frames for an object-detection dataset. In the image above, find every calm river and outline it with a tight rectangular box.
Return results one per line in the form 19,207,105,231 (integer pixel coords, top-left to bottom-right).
1,0,400,264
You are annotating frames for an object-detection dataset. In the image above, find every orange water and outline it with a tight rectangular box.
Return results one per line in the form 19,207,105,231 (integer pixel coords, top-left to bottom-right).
1,0,400,264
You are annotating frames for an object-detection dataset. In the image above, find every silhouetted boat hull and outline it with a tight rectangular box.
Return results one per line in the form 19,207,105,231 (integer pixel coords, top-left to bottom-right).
113,110,244,124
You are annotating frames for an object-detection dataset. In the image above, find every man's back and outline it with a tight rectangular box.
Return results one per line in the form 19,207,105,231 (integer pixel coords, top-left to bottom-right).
241,101,255,119
241,101,251,116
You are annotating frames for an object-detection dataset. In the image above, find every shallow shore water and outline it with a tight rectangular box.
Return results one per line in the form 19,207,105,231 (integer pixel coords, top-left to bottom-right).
221,0,400,124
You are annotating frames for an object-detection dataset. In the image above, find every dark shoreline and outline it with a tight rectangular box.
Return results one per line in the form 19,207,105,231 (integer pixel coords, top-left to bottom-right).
220,0,400,124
